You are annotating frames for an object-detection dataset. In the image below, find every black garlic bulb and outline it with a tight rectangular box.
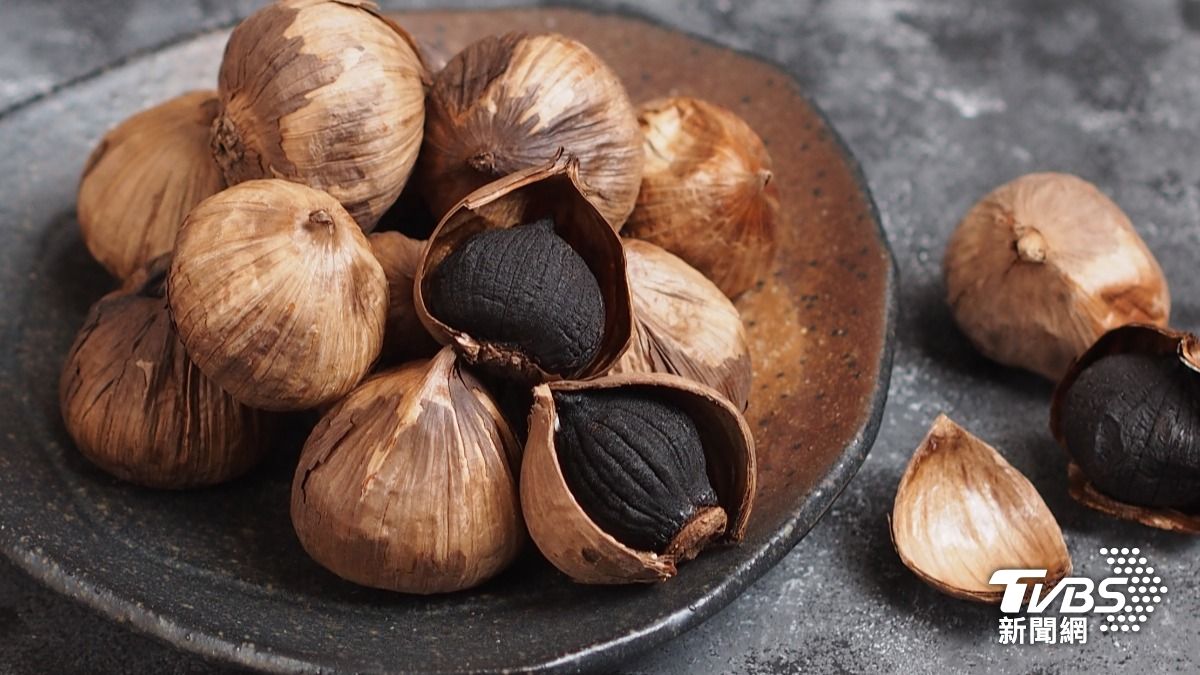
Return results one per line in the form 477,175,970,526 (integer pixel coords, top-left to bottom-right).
425,218,604,377
551,388,723,554
1061,352,1200,509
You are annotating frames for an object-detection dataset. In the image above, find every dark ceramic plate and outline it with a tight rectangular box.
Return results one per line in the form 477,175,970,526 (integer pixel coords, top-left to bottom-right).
0,6,896,673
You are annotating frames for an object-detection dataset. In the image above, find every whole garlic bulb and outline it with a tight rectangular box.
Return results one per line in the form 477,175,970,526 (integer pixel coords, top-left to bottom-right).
78,91,224,279
168,180,388,411
623,97,780,298
60,258,265,488
609,239,752,410
945,172,1169,380
210,0,426,231
291,348,524,594
419,32,643,229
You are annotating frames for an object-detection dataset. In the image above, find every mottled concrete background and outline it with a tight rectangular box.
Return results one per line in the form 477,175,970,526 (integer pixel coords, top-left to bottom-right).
3,0,1200,673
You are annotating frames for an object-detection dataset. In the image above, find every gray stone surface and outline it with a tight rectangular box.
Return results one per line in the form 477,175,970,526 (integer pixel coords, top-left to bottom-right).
2,0,1199,673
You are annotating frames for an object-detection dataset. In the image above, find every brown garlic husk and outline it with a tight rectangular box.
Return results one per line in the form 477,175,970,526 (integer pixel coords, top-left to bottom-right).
59,257,266,488
78,91,225,279
419,32,643,229
944,172,1170,381
368,232,440,364
1050,324,1200,533
168,179,387,411
211,0,426,231
891,414,1071,603
521,373,756,584
608,239,752,411
623,97,780,298
291,347,524,594
413,154,633,383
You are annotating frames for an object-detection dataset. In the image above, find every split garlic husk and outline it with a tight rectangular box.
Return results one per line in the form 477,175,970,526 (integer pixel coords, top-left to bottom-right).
891,414,1071,603
291,348,524,594
1051,324,1200,533
609,239,752,410
413,154,633,383
522,373,756,584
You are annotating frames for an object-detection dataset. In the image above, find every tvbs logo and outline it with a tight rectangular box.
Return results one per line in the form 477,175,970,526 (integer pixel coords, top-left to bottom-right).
990,548,1165,636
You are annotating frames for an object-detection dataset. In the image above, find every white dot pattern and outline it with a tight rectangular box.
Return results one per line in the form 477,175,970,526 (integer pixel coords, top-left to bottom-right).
1101,546,1164,638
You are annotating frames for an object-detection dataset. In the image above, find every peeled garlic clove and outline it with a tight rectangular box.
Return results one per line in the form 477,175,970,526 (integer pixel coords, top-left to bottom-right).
59,257,265,488
522,373,756,584
609,239,752,410
168,179,387,411
368,231,440,364
413,154,633,383
420,32,643,229
291,347,524,594
1051,324,1200,533
944,172,1170,380
78,91,224,279
211,0,426,231
891,414,1071,603
623,97,780,298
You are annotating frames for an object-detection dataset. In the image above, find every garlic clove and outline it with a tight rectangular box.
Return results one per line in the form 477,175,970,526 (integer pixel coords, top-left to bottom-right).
78,91,224,279
291,347,524,594
211,0,426,231
522,373,755,584
891,414,1071,603
413,153,633,384
60,256,266,488
609,239,752,410
944,172,1170,381
1051,323,1200,532
624,97,780,298
168,179,388,411
368,231,440,364
420,32,643,230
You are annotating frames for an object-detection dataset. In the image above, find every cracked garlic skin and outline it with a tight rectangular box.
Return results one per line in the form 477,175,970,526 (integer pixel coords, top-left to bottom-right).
420,32,643,230
1061,352,1200,509
168,179,387,411
892,414,1070,603
60,259,264,488
78,91,224,279
624,97,780,298
521,374,756,584
291,348,523,594
425,218,605,377
210,0,425,231
553,389,725,555
609,239,751,410
945,172,1169,380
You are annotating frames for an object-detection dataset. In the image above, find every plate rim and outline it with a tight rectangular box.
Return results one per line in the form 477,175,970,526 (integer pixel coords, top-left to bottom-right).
0,4,899,673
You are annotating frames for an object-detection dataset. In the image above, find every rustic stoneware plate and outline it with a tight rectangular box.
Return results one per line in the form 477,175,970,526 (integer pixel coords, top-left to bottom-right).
0,6,896,673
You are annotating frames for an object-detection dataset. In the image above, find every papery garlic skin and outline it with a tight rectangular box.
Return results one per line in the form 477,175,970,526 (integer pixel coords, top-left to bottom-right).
368,232,440,363
419,32,643,229
211,0,426,231
60,261,264,488
168,180,387,411
891,414,1070,603
291,348,524,594
78,91,224,279
624,97,780,298
610,239,752,410
945,172,1169,380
